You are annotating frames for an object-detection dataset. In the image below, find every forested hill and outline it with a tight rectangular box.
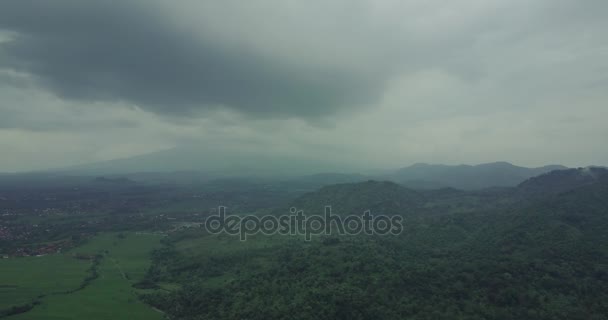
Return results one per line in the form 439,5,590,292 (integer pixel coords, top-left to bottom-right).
286,180,425,216
390,162,567,190
141,169,608,319
285,167,608,217
516,166,608,197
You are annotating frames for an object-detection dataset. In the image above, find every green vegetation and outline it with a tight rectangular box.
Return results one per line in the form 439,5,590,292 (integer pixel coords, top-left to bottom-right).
140,171,608,319
1,233,163,320
2,168,608,319
143,222,608,319
0,255,90,312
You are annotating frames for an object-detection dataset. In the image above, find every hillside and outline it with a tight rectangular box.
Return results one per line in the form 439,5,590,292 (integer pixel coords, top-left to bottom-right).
286,180,425,216
142,166,608,320
390,162,567,190
516,166,608,197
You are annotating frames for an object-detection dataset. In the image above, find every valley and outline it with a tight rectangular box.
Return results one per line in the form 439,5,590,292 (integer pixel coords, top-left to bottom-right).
1,167,607,319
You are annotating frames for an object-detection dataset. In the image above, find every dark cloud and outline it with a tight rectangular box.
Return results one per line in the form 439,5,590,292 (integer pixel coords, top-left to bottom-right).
0,0,381,119
0,110,138,132
1,0,608,172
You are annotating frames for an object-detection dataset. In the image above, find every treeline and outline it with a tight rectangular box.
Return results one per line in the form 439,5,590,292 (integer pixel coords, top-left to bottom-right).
60,254,103,295
0,302,37,318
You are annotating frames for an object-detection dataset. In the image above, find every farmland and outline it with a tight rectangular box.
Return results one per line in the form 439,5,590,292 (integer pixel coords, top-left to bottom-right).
1,232,163,320
0,255,90,311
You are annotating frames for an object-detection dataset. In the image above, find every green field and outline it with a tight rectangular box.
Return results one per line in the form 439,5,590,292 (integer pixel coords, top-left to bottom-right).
1,232,164,320
0,255,90,311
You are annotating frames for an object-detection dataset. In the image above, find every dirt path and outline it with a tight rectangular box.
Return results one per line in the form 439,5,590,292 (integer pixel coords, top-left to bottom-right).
109,257,128,281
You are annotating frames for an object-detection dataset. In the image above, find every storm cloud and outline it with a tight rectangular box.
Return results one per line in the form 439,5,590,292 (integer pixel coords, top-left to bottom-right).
0,0,607,172
0,0,385,118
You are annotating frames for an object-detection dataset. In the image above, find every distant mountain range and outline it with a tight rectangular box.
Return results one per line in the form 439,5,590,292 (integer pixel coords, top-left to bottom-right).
53,147,365,177
6,144,589,190
387,162,568,190
284,166,608,217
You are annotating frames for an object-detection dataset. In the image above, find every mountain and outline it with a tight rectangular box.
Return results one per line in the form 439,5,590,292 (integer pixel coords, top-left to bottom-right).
389,162,567,190
284,166,605,220
47,147,576,191
282,173,370,190
47,145,570,188
53,146,367,177
474,166,608,259
295,173,369,185
515,166,608,197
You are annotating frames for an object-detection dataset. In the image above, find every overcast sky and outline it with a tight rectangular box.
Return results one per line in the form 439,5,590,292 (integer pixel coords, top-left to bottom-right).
0,0,607,172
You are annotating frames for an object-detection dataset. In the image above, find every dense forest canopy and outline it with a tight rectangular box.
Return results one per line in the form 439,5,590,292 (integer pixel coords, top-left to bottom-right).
137,168,608,319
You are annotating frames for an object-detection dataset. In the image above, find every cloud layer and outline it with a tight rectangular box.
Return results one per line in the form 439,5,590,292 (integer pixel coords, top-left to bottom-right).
0,0,607,172
0,0,386,119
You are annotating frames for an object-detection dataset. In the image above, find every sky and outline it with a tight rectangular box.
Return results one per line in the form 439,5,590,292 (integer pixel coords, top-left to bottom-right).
0,0,607,172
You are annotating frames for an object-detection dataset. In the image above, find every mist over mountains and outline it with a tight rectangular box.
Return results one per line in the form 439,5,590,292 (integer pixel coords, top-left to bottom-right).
46,148,571,189
1,146,585,190
56,147,366,177
391,162,568,190
284,166,608,217
2,1,608,318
